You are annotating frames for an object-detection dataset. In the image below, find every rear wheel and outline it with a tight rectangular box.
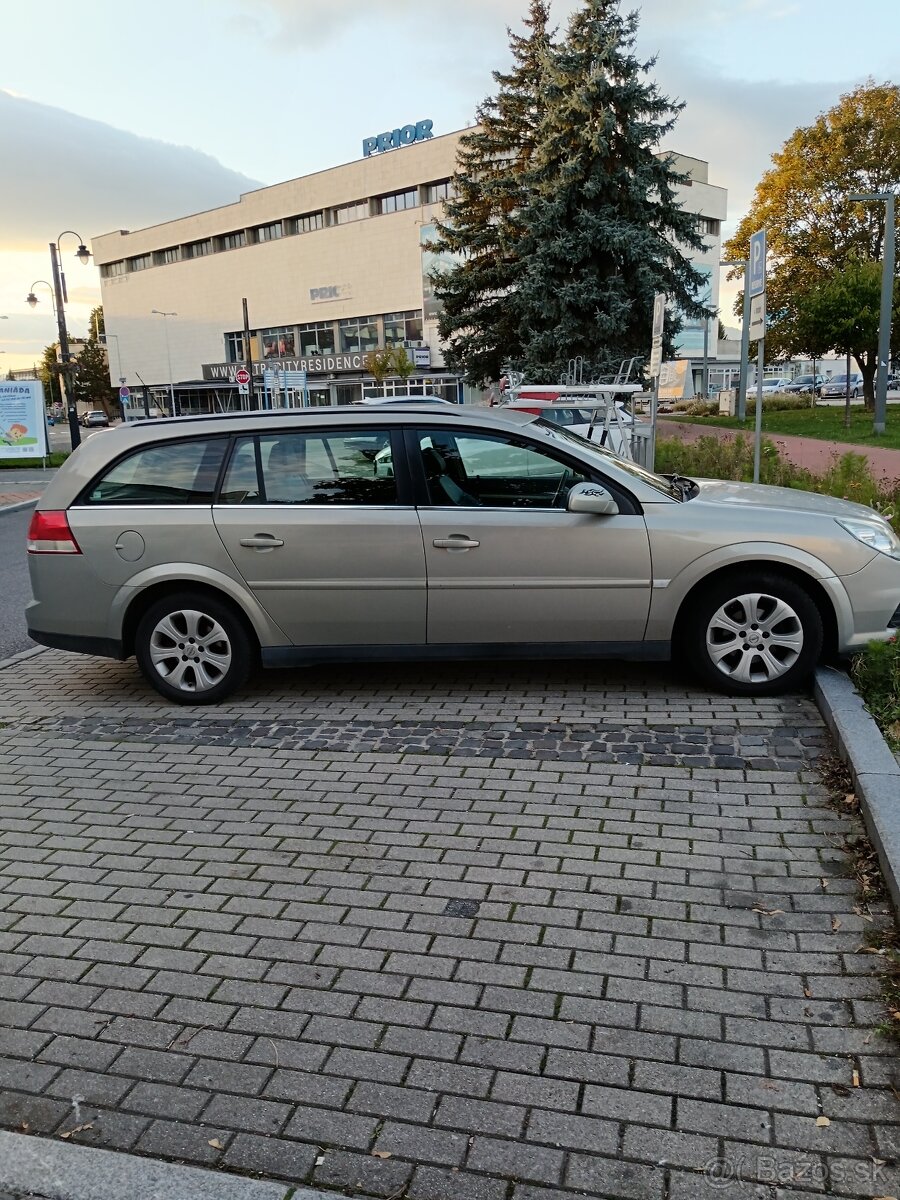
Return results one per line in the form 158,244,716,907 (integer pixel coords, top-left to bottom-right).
135,591,254,704
684,572,823,696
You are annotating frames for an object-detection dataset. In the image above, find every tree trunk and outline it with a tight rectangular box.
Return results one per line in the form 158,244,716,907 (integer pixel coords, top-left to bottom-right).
855,352,877,411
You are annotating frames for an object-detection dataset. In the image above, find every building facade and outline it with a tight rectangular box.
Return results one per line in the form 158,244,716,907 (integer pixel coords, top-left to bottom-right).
92,128,726,413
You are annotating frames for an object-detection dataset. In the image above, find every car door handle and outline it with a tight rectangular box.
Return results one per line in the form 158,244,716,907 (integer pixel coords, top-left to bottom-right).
433,536,480,551
239,535,285,549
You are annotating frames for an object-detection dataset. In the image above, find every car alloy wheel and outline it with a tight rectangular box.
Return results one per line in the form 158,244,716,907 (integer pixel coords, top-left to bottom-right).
135,590,254,704
148,608,232,693
705,591,804,685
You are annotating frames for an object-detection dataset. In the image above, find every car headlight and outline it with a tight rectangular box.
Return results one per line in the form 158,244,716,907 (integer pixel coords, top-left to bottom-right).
837,517,900,558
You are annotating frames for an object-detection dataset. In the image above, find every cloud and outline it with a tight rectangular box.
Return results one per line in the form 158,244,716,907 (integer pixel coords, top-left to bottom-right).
0,90,261,250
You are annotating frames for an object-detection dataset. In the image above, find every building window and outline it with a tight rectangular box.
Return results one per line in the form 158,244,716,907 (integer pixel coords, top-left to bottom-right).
292,211,324,234
187,239,213,258
256,222,283,243
127,254,152,272
261,327,296,359
697,216,721,237
332,200,369,225
383,311,424,346
221,231,246,251
163,246,182,264
377,189,419,215
298,322,336,356
339,315,379,354
424,180,453,204
101,261,126,278
226,332,248,363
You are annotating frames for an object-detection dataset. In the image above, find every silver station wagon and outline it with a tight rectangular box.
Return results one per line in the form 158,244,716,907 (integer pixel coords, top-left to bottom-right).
26,405,900,704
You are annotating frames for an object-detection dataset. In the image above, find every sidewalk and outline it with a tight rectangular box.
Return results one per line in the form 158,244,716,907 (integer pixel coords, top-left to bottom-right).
660,419,900,480
1,648,898,1198
0,469,56,513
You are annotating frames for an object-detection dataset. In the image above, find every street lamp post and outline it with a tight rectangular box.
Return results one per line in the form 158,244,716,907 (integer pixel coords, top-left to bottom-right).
848,192,896,435
28,233,91,450
151,310,178,416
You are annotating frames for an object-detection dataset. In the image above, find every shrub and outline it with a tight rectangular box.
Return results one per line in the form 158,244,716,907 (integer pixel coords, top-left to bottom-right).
654,435,900,532
851,638,900,749
760,394,811,412
671,400,720,416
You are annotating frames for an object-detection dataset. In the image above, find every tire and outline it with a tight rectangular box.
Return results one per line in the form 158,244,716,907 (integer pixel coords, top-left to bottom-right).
683,572,823,696
135,590,254,705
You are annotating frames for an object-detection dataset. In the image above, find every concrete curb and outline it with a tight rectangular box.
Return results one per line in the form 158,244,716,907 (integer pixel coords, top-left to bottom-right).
0,1131,338,1200
0,645,45,672
815,665,900,914
0,497,40,515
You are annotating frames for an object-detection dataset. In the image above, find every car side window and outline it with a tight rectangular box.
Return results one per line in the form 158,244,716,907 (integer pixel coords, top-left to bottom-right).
85,438,227,504
416,429,590,509
220,430,398,506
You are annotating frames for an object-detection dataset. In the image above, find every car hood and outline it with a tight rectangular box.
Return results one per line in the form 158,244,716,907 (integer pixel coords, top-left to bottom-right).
693,478,879,520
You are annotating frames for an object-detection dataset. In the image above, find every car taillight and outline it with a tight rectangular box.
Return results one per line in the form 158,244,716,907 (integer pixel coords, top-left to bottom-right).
26,510,82,555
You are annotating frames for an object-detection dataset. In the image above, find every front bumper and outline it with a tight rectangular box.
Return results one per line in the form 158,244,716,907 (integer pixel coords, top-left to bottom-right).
837,551,900,652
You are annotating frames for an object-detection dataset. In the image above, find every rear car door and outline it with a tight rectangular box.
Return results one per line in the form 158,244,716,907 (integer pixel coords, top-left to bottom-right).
212,425,427,646
410,426,653,646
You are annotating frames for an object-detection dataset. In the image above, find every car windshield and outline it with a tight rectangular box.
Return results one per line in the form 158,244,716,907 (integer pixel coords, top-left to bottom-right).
530,417,682,499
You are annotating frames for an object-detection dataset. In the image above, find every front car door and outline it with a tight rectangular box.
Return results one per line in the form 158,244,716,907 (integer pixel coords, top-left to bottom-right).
409,426,653,646
213,425,426,646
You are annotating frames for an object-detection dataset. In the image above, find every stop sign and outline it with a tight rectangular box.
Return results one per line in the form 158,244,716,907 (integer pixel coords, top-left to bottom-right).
235,368,251,386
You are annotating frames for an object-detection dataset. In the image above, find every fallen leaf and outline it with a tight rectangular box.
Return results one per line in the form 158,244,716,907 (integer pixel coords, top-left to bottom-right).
832,917,842,932
372,1150,393,1159
816,1116,831,1127
60,1123,93,1139
803,987,813,998
852,1070,860,1088
821,878,829,890
752,906,785,917
207,1139,225,1150
831,1084,851,1097
857,947,887,955
872,1195,898,1200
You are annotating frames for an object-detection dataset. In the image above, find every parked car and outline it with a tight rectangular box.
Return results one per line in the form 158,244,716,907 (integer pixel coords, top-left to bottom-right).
81,410,111,428
26,406,900,704
784,374,825,396
755,377,793,395
819,373,864,400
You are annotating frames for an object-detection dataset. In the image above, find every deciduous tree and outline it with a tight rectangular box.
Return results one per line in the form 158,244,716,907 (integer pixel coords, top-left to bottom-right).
725,81,900,409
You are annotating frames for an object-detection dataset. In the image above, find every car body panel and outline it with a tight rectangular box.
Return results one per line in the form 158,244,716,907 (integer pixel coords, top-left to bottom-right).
417,508,652,643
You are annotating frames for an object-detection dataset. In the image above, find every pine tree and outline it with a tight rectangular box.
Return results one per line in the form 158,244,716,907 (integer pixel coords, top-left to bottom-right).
515,0,707,382
431,0,554,385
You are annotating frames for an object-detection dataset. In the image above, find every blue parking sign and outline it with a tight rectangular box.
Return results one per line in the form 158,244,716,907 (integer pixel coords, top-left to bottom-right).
749,229,766,297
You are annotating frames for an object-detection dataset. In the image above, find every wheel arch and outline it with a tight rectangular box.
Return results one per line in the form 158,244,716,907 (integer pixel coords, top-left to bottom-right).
671,559,839,658
121,580,262,660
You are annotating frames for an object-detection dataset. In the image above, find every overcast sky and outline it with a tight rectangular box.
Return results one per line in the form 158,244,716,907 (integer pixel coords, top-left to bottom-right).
1,0,896,371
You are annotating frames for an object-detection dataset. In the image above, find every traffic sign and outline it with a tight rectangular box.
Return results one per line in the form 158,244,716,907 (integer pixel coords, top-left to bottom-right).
238,384,249,396
749,292,766,341
118,386,130,401
649,338,663,379
235,367,251,386
749,229,766,297
651,293,666,341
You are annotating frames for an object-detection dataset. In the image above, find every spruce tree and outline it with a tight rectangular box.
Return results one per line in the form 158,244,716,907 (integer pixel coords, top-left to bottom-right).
515,0,707,382
431,1,554,385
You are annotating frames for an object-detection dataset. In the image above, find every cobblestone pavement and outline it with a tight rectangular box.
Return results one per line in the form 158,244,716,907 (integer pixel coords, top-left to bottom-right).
1,649,898,1199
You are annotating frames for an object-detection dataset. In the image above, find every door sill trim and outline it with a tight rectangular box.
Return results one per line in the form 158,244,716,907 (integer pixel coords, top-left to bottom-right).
261,641,670,668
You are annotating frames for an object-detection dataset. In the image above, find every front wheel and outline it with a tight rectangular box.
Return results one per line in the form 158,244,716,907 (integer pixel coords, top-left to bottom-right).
135,591,254,704
684,573,823,696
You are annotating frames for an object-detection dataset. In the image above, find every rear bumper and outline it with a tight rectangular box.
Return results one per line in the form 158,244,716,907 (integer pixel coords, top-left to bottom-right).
28,627,125,661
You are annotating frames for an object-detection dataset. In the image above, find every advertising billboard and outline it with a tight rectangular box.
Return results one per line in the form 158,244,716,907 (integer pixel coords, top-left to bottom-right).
0,380,49,458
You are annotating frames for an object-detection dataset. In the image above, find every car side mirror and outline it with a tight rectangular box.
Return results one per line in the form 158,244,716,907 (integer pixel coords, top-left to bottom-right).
566,482,619,516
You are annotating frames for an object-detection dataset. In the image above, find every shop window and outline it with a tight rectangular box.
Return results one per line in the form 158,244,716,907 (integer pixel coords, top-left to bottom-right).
339,316,379,354
378,189,419,215
261,328,296,359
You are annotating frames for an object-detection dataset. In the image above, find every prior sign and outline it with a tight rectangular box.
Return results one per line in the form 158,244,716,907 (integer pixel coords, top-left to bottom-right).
362,120,434,157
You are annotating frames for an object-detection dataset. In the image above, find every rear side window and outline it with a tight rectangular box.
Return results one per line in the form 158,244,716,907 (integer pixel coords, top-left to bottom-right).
85,438,227,504
219,430,397,505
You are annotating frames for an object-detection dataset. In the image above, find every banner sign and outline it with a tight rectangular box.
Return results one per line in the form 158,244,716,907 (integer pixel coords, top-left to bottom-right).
0,380,49,458
204,354,367,381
